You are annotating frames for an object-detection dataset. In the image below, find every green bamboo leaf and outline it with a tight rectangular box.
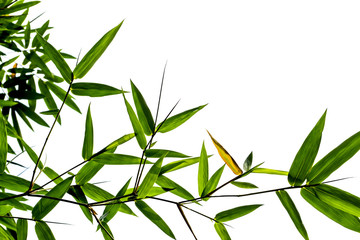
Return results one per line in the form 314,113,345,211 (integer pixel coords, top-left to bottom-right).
82,104,93,160
71,82,124,97
288,110,326,186
0,173,43,192
137,155,165,198
35,222,55,240
73,21,124,79
313,184,360,217
231,181,258,189
24,21,30,48
252,168,288,175
32,176,73,219
81,183,113,202
0,225,15,240
276,190,309,240
301,187,360,232
201,165,225,199
8,90,44,100
38,80,60,124
156,175,196,201
36,33,72,83
160,156,204,175
157,104,206,133
0,1,40,15
0,217,16,231
45,81,81,113
0,193,30,211
67,185,92,223
16,219,27,240
0,111,7,174
75,161,104,185
93,153,149,165
307,131,360,184
243,152,253,172
135,200,175,239
100,221,114,240
21,140,44,169
0,100,18,107
145,149,189,158
0,206,13,216
198,142,209,196
131,80,155,136
43,167,63,184
123,93,147,149
24,51,53,79
214,222,231,240
103,133,135,152
16,103,49,127
215,204,262,222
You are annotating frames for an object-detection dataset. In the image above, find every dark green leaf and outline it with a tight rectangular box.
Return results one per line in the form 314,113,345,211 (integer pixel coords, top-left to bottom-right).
157,104,206,133
9,90,44,100
24,51,53,78
201,165,225,199
16,219,27,240
45,81,81,113
73,21,124,79
68,185,92,223
231,181,258,189
276,190,309,240
24,21,30,48
93,153,147,165
100,221,114,240
38,80,60,123
215,204,262,222
82,104,93,160
75,161,103,185
243,152,253,172
131,80,154,135
135,200,175,239
81,183,113,202
307,131,360,184
0,1,40,15
214,222,231,240
0,193,29,211
0,173,43,192
0,225,15,240
156,175,196,201
198,142,209,196
145,149,189,158
71,82,124,97
16,103,48,127
288,110,326,186
35,222,55,240
0,111,7,173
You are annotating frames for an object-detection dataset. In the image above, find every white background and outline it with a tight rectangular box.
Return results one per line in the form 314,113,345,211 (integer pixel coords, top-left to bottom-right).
15,0,360,239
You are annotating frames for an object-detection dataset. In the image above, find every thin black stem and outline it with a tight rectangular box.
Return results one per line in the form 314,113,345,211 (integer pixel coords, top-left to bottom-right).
29,194,88,207
177,204,198,240
0,215,71,225
93,209,114,240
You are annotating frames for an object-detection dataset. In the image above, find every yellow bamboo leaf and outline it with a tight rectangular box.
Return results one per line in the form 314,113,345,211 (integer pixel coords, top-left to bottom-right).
207,130,243,175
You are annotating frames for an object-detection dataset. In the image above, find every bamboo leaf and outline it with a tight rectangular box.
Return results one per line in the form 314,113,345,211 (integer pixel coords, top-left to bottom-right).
0,225,14,240
1,1,40,14
36,33,72,83
16,103,49,127
123,93,147,149
137,155,165,198
157,104,206,133
214,222,231,240
93,153,149,165
198,142,209,196
160,156,204,175
16,219,27,240
215,204,262,222
45,81,81,113
81,183,113,202
156,175,196,201
276,190,309,240
35,222,55,240
131,80,155,136
43,167,63,184
24,21,31,48
145,149,189,158
75,161,104,185
243,152,253,172
201,165,225,199
68,185,92,223
71,82,124,97
82,104,93,160
135,200,175,239
231,181,258,189
0,111,7,174
32,176,74,219
103,133,135,152
307,131,360,184
100,222,114,240
23,51,53,79
0,173,43,192
73,21,124,79
207,130,242,175
288,110,326,186
301,187,360,232
252,168,288,175
38,80,60,124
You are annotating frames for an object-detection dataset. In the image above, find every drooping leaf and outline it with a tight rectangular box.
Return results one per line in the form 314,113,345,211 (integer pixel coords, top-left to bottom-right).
156,175,196,201
131,80,155,136
231,181,258,189
135,200,175,239
32,176,74,219
35,222,55,240
288,110,326,186
123,93,147,149
145,149,189,158
137,155,165,198
73,21,124,79
0,111,7,174
198,142,209,196
23,51,53,79
215,204,262,222
16,103,49,127
75,161,104,185
82,104,93,160
16,219,27,240
93,153,148,165
243,152,253,172
307,131,360,184
276,190,309,240
71,82,124,97
301,187,360,232
201,165,225,199
36,33,72,83
68,185,92,223
207,130,242,175
45,81,81,113
100,221,114,240
157,104,206,133
252,168,288,175
214,222,231,240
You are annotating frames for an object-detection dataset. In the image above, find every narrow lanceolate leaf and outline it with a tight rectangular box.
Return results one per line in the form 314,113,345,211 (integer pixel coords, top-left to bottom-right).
201,165,225,199
231,181,258,189
307,131,360,184
16,219,28,240
73,21,124,79
214,222,231,240
35,222,55,240
32,176,74,220
0,174,43,192
276,190,309,240
36,33,72,83
145,149,189,158
24,21,31,48
157,104,207,133
82,104,93,160
135,200,175,239
71,82,124,97
16,103,49,127
103,133,135,152
0,111,7,174
45,81,81,113
207,130,243,175
243,152,253,172
100,222,114,240
288,110,326,186
81,183,113,202
75,161,103,185
313,184,360,217
252,168,288,175
301,187,360,232
24,51,53,79
137,155,165,198
43,167,63,184
131,80,155,136
93,153,146,165
198,142,209,196
215,204,262,222
156,175,196,201
67,185,93,223
123,93,147,149
0,225,14,240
